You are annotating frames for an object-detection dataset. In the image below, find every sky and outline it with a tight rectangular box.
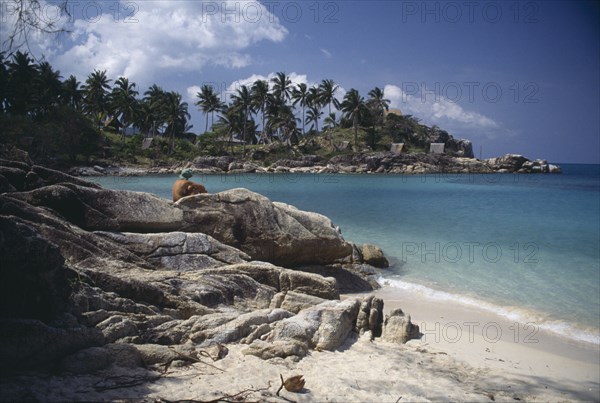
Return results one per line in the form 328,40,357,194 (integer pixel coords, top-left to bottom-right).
1,0,599,163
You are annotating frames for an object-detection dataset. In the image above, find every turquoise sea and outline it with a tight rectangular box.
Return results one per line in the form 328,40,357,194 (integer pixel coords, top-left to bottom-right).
90,164,600,345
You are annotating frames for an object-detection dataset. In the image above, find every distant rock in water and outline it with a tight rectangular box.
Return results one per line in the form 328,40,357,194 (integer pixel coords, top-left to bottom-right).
485,154,562,173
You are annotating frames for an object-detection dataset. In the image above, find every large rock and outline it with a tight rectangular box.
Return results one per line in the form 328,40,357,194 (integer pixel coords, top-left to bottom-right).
381,308,420,344
485,154,528,171
361,244,389,268
267,298,361,351
8,185,353,267
177,188,353,266
0,154,404,374
356,295,384,338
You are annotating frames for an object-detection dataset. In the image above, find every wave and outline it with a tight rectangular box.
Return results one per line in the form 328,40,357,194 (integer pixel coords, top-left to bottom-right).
378,277,600,346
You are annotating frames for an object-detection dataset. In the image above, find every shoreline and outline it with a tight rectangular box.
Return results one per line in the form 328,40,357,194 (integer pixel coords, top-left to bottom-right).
69,152,563,177
376,277,600,347
365,285,600,397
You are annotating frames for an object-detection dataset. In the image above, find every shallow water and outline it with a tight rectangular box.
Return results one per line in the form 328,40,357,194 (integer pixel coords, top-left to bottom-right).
90,164,600,344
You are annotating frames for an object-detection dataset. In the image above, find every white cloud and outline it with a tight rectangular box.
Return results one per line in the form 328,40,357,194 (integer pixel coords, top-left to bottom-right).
34,0,288,84
186,86,202,103
227,72,311,96
320,48,332,58
384,84,499,136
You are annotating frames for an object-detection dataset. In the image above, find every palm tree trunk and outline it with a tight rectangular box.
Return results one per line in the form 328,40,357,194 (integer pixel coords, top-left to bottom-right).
302,105,305,136
170,130,175,154
354,115,358,146
228,129,234,156
205,112,209,133
243,106,248,157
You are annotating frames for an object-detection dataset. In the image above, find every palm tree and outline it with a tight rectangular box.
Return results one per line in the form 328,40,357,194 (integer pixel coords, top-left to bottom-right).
251,79,270,143
110,77,139,139
135,100,155,137
163,91,190,154
266,98,299,146
143,84,166,137
33,61,62,114
271,72,292,104
231,85,256,156
319,79,340,115
306,104,323,134
217,105,241,155
323,113,338,131
305,86,323,134
367,87,390,126
83,69,111,128
341,88,367,146
291,83,309,135
7,51,38,115
62,75,83,110
195,84,223,133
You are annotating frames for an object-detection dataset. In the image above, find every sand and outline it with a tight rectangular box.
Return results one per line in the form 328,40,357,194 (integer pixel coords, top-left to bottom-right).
1,287,598,402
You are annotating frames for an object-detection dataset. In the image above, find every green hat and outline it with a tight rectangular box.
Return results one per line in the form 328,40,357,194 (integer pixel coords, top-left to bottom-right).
179,168,193,180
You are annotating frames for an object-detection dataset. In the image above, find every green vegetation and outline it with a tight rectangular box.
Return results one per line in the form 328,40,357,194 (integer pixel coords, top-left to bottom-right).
0,51,451,168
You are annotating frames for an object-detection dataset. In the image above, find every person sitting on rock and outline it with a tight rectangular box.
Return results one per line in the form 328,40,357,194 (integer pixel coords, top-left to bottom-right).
172,168,208,202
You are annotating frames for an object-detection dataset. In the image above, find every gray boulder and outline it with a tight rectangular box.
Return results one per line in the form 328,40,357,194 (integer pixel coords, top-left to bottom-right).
361,244,389,268
356,295,384,337
381,308,420,344
267,298,361,351
177,188,353,266
8,185,353,267
485,154,528,171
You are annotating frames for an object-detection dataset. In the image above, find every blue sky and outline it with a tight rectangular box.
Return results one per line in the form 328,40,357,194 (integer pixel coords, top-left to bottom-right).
3,0,599,163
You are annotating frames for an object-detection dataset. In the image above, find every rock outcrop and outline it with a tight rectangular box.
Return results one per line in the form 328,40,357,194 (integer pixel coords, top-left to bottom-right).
177,189,353,267
1,152,413,375
6,183,353,267
485,154,562,173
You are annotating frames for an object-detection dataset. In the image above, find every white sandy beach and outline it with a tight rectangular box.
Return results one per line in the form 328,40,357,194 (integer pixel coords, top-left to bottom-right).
2,286,598,402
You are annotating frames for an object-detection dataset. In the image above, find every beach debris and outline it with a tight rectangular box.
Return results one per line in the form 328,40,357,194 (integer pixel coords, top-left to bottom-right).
277,374,306,395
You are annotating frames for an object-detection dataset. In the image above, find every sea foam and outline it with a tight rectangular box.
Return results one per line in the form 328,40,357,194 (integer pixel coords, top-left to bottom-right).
378,277,600,346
